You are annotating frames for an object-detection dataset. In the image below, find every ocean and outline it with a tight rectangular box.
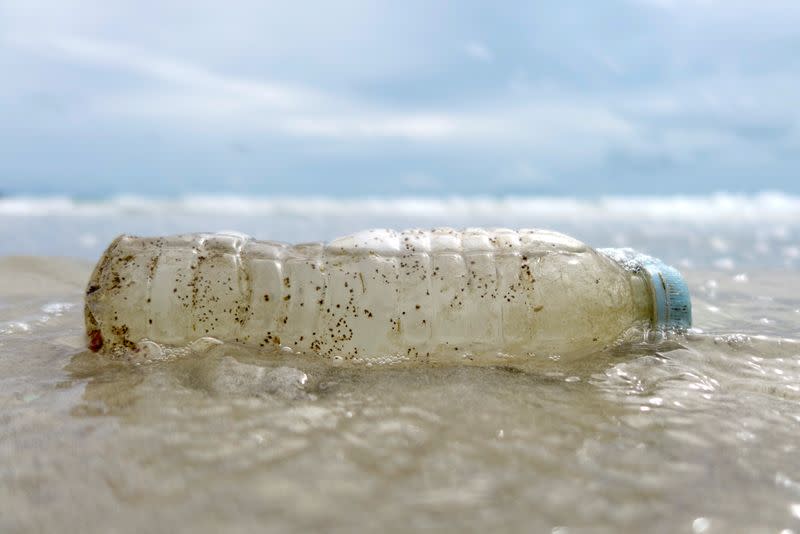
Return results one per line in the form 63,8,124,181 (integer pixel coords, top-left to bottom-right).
1,193,799,533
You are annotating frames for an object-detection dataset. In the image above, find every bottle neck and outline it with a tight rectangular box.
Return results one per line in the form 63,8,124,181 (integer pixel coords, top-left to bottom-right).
630,271,656,328
599,247,692,331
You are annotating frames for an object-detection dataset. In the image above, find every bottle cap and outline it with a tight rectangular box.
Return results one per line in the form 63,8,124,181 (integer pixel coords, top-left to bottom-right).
639,258,692,330
599,248,692,330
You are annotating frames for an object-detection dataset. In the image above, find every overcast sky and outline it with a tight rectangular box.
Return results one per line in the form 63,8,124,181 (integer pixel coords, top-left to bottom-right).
1,0,799,196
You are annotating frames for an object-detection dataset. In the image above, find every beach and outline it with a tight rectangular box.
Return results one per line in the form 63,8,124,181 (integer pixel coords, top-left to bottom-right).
1,195,799,532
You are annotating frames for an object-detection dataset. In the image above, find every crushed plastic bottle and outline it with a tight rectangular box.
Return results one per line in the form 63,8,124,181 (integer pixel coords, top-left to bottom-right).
85,228,691,362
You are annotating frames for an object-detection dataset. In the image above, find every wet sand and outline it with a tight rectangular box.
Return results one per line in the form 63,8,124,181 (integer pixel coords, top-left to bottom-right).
1,256,799,533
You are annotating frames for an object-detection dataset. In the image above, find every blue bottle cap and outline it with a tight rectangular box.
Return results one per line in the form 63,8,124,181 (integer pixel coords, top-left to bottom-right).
599,248,692,330
640,258,692,330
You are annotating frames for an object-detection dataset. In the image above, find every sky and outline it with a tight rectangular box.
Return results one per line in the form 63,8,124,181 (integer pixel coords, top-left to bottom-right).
1,0,799,197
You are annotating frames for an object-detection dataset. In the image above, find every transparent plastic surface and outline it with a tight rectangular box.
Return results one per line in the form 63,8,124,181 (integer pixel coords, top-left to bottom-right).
85,229,654,362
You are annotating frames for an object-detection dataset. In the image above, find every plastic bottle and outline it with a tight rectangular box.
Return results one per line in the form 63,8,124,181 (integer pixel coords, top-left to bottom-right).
85,228,691,362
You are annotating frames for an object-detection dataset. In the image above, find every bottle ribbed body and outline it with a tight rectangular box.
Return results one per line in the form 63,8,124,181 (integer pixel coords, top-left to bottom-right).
85,228,652,361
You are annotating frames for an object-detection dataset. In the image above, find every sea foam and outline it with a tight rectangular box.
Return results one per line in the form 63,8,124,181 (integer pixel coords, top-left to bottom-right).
2,192,799,222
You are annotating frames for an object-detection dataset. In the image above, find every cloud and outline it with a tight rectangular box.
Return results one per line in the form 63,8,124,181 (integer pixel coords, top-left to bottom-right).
283,115,460,140
12,35,328,110
6,33,637,152
1,1,799,194
398,172,442,191
464,42,493,63
632,0,713,8
9,34,465,141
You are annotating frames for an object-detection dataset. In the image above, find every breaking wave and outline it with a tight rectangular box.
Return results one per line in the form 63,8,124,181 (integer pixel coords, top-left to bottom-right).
2,192,800,222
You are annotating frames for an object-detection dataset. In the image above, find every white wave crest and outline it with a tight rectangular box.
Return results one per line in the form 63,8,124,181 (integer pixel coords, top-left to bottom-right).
1,192,799,222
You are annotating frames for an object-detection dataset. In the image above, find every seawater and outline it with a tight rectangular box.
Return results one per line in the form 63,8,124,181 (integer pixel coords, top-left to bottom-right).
1,194,799,533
